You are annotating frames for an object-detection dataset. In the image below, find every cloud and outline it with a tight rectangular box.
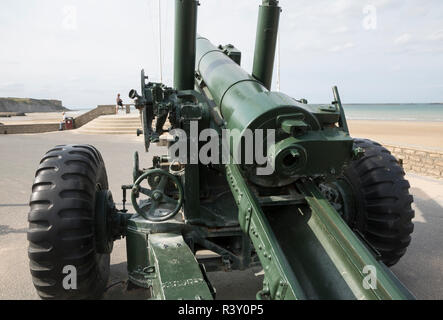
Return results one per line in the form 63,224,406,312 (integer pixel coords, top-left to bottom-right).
390,30,443,54
329,42,355,52
394,33,412,45
330,26,349,34
0,82,25,95
428,30,443,41
1,0,443,105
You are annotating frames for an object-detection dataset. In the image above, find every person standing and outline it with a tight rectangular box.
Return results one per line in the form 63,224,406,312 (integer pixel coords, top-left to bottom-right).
59,112,66,131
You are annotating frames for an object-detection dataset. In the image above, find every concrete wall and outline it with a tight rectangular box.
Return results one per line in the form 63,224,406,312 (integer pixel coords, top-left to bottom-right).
74,105,116,128
1,123,60,134
0,105,115,135
0,112,26,117
385,145,443,179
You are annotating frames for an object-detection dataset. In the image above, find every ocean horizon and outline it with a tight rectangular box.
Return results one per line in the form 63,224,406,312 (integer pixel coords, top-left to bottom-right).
68,103,443,122
341,103,443,122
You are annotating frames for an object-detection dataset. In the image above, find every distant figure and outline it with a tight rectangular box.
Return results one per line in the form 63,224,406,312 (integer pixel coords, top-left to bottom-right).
116,93,123,113
59,112,66,131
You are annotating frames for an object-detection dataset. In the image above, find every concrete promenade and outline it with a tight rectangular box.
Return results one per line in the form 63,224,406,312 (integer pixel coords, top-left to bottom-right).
0,131,442,299
0,106,116,134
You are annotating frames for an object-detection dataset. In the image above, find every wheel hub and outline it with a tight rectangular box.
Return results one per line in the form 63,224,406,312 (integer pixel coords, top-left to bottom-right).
152,191,163,201
95,190,116,254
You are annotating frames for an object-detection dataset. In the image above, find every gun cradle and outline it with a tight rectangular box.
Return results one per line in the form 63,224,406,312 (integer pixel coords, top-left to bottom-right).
27,0,415,301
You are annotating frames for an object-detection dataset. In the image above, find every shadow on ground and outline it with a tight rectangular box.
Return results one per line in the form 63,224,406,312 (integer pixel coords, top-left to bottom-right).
391,186,443,299
102,261,263,300
0,225,27,236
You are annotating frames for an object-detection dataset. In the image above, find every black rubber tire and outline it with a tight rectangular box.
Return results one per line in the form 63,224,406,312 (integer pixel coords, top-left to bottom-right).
28,144,111,299
343,139,415,266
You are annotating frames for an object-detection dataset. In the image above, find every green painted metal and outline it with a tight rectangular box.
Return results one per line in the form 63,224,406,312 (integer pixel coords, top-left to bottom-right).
126,217,152,288
148,233,213,300
252,0,281,89
131,169,184,221
174,0,199,90
332,86,350,134
126,215,187,289
295,181,414,300
196,36,354,184
225,160,413,300
226,161,303,300
119,0,415,301
219,44,242,65
196,36,343,134
174,0,201,226
126,215,214,299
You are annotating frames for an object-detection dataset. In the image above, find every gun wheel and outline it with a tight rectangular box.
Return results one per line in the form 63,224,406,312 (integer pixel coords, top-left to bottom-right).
28,145,111,299
341,139,415,266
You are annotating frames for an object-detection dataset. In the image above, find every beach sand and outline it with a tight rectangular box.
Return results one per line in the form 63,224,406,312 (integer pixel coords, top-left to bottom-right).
2,113,441,151
348,120,443,151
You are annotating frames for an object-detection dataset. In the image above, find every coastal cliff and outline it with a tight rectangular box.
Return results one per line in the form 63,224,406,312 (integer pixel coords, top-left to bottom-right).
0,98,68,113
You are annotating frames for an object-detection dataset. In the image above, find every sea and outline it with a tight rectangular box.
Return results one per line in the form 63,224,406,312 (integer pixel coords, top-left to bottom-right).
341,103,443,122
69,104,443,122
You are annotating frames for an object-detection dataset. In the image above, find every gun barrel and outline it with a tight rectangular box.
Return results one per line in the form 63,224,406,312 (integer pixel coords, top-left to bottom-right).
196,36,354,185
196,35,302,133
196,35,265,107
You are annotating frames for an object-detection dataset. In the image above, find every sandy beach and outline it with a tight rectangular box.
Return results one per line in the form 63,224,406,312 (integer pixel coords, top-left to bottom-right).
348,120,443,151
2,113,442,151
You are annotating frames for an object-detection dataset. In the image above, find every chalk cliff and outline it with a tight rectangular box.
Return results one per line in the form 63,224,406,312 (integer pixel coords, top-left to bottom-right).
0,98,68,113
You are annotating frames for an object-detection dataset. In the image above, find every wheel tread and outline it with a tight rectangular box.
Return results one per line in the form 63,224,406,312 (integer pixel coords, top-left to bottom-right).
27,144,110,300
344,139,415,266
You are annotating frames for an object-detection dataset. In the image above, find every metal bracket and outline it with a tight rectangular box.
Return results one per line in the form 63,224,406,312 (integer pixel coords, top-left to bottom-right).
225,162,303,300
148,234,214,300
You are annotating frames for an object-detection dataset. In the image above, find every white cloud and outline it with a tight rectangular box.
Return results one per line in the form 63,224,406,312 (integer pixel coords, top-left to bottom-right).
330,26,349,34
0,0,443,105
428,30,443,41
329,42,355,52
394,33,412,45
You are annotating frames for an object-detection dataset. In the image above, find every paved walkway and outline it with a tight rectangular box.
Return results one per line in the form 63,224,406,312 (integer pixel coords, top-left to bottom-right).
0,131,442,299
0,111,87,125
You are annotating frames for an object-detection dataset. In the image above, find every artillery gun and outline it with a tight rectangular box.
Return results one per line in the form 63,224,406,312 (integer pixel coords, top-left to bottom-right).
27,0,415,300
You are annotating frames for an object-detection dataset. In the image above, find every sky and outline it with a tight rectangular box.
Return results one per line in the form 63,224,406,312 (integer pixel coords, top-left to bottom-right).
0,0,442,108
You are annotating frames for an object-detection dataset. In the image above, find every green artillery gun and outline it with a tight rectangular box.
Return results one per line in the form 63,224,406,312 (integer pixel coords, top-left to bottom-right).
27,0,415,300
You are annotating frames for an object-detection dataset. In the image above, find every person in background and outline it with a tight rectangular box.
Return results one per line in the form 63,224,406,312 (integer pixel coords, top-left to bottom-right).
116,93,123,113
59,112,66,131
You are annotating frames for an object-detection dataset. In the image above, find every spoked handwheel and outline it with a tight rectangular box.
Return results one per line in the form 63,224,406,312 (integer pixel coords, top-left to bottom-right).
131,169,184,221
